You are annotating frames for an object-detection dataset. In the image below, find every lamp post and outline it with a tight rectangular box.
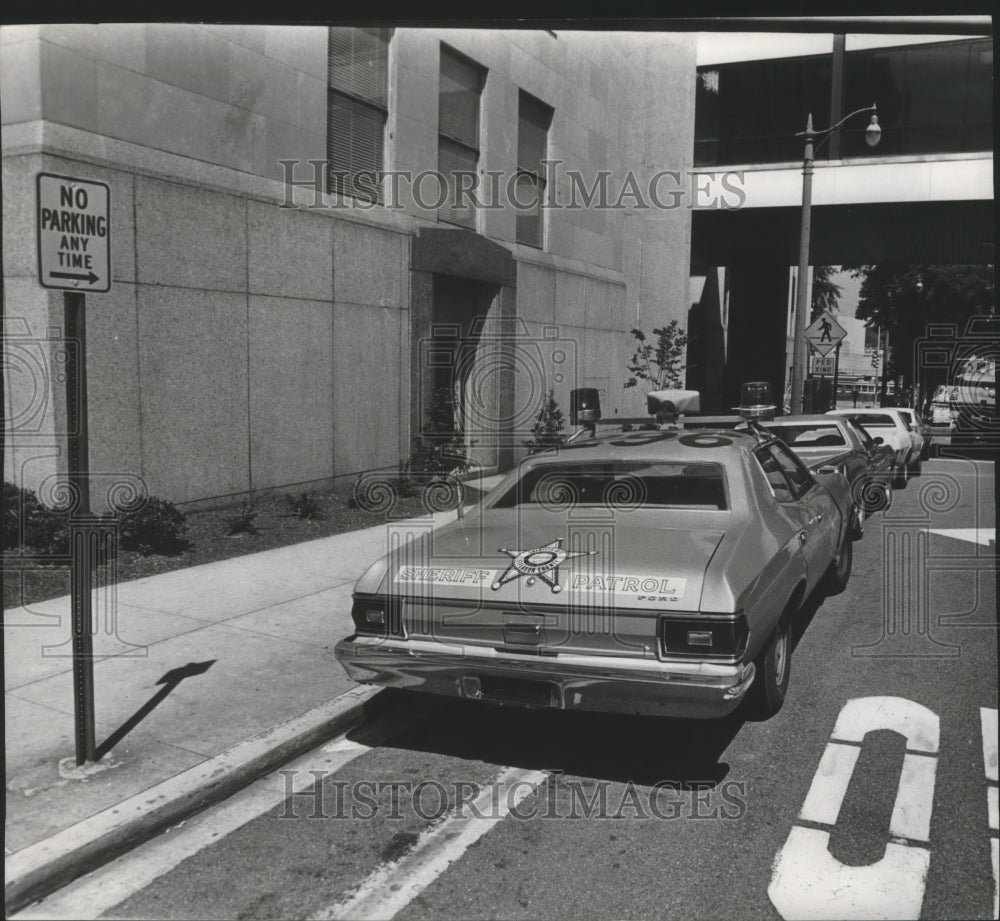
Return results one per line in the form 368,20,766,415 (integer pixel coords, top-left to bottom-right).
790,104,881,415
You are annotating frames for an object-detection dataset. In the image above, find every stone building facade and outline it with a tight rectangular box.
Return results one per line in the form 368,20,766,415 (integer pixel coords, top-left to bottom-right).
2,24,697,506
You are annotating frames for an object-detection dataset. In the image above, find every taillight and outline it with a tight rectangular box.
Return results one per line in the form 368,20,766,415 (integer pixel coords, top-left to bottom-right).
351,596,403,637
660,613,748,659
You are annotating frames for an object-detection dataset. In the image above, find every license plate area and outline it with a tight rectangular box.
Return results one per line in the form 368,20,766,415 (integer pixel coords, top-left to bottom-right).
478,676,558,708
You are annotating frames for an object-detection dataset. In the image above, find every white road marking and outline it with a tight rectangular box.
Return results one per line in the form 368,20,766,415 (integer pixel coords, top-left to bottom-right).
769,826,930,921
12,714,418,921
832,696,940,753
982,707,999,920
770,697,939,920
310,766,549,921
926,527,996,547
890,753,937,843
981,707,998,783
799,742,859,826
991,838,999,921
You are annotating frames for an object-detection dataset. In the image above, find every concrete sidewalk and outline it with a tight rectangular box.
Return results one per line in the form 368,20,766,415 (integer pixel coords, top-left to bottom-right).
4,475,505,913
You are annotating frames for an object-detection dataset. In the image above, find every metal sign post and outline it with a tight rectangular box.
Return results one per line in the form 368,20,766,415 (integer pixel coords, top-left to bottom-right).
64,291,97,765
38,172,111,765
832,343,842,410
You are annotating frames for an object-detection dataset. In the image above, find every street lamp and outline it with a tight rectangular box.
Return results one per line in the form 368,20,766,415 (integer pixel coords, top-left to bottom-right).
790,104,881,415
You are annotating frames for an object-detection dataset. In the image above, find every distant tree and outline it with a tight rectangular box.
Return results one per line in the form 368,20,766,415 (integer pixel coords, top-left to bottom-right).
811,265,842,320
624,321,688,391
843,263,995,387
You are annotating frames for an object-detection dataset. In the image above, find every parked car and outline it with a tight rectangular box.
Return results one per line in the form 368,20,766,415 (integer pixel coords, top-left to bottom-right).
924,384,957,428
337,394,860,722
840,416,896,479
952,357,998,451
896,407,931,461
828,409,917,486
752,414,893,521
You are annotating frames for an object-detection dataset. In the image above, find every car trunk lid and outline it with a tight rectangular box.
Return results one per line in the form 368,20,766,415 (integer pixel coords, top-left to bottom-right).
387,512,727,655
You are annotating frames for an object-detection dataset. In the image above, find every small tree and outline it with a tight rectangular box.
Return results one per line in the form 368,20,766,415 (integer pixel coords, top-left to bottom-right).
402,387,473,475
523,390,566,454
624,321,688,391
810,265,842,320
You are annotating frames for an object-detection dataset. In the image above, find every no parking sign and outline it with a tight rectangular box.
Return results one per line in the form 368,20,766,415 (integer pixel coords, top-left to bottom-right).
37,172,111,292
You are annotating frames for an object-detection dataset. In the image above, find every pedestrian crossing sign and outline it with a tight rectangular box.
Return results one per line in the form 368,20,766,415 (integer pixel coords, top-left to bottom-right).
804,311,847,356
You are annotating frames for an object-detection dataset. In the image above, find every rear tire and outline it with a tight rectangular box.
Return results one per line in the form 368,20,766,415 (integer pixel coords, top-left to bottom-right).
749,620,791,719
823,529,853,595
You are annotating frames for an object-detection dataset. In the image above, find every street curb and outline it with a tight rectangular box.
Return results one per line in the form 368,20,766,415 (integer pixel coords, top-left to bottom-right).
4,684,381,915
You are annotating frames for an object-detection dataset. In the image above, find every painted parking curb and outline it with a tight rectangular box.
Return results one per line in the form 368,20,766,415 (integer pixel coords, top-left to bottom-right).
4,684,380,915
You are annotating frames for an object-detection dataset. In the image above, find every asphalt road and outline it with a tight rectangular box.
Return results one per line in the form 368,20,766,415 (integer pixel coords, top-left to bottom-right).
18,457,997,921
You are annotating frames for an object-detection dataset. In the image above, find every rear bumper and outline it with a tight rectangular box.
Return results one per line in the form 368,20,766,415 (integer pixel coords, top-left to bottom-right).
335,635,756,719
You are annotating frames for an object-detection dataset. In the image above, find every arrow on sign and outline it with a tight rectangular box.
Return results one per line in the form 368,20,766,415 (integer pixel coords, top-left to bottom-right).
926,528,996,546
51,270,100,284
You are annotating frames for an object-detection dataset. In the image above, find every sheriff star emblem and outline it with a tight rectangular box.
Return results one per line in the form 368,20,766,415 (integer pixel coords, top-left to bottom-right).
491,539,598,593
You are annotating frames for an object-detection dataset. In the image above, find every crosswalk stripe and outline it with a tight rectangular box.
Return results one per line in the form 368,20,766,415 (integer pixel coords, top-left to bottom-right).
11,714,418,921
310,766,549,921
981,708,998,783
982,708,999,920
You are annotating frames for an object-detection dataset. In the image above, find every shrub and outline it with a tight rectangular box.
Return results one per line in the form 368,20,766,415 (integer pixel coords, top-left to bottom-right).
25,503,70,555
286,490,323,520
523,390,566,454
116,497,188,555
4,482,70,555
401,439,472,476
226,498,260,536
5,483,188,557
4,482,30,550
404,386,474,476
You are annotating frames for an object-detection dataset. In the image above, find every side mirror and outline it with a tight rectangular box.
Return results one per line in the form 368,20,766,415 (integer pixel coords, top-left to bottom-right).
873,436,884,445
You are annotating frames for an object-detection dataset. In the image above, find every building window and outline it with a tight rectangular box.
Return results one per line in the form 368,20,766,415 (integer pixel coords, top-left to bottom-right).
438,46,485,229
841,38,993,157
516,91,553,248
327,27,391,201
694,55,832,166
695,37,993,167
